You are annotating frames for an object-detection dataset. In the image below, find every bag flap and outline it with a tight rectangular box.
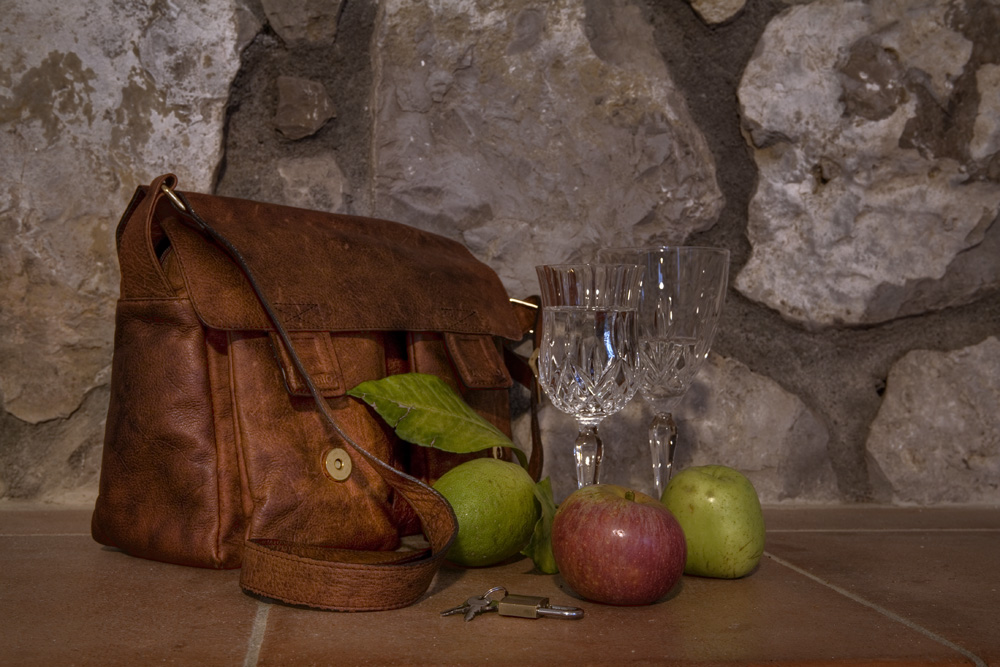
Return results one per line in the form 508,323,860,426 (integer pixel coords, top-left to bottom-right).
157,191,522,340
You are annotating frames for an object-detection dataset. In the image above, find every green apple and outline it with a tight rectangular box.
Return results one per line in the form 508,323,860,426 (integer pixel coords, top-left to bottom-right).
661,464,765,578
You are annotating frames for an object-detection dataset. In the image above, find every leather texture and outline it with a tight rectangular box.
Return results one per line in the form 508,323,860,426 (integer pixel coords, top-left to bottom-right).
92,174,533,611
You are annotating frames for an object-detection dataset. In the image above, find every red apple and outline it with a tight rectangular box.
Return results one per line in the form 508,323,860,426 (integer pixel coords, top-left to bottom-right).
551,484,686,606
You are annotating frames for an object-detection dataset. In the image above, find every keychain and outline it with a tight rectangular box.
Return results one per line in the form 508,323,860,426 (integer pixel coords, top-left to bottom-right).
440,586,584,621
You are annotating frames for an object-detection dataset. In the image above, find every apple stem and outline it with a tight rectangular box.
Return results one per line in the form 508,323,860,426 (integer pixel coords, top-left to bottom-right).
625,490,635,502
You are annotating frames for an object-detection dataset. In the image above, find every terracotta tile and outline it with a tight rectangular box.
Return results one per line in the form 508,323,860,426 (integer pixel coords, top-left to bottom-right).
1,532,258,666
766,527,1000,666
257,554,972,666
4,506,996,665
0,504,93,535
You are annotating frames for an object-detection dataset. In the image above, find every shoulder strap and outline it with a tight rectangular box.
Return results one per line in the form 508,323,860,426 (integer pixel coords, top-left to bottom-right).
160,179,456,611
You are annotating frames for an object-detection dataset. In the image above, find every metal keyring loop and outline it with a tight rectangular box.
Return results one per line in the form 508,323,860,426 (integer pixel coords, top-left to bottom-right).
481,586,507,602
160,182,187,212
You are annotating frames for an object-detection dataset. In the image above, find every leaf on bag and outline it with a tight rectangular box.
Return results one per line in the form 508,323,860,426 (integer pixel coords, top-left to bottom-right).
348,373,525,463
522,477,559,574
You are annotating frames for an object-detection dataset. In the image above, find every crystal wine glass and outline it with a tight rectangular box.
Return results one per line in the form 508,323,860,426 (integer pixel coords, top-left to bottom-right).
597,246,729,498
535,263,644,488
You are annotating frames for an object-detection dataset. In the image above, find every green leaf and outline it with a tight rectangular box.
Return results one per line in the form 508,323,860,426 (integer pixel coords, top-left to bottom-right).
347,373,524,464
522,477,559,574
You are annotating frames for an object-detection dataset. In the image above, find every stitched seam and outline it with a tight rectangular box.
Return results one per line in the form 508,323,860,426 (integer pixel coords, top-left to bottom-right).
205,329,224,567
229,332,254,550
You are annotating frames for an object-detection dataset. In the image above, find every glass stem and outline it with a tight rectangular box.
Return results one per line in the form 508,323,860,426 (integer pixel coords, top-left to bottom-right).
574,424,603,488
650,411,677,499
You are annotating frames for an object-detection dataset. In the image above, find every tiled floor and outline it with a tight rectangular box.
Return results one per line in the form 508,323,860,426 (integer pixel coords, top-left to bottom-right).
2,504,998,666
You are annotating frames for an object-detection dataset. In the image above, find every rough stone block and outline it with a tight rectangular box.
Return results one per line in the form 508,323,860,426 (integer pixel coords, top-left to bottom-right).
688,0,746,25
275,155,350,213
867,337,1000,504
260,0,343,46
736,0,1000,328
273,76,336,140
371,0,723,297
0,0,253,500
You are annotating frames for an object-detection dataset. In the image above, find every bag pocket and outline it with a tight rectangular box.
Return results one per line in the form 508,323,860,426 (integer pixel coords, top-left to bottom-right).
92,298,246,568
231,330,402,552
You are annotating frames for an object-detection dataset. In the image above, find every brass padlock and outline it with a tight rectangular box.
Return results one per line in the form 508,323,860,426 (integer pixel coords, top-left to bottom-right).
497,594,584,619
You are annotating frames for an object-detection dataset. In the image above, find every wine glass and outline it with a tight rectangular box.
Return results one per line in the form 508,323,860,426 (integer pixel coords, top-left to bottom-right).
597,246,729,498
535,263,643,488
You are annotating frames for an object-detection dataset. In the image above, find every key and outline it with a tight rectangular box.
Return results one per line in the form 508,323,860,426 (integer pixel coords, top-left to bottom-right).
439,586,506,621
462,596,496,622
496,594,584,620
439,596,489,618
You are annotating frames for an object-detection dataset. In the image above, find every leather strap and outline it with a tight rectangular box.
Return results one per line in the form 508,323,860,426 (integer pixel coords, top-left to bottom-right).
162,182,457,611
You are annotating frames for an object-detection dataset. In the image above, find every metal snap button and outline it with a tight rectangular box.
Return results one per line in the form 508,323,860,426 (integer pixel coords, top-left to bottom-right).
324,447,352,481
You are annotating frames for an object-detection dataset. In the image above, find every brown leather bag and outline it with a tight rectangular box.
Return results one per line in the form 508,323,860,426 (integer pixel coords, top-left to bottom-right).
91,174,539,611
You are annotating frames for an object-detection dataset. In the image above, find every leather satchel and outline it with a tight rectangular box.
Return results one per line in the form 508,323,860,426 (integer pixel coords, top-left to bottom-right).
91,174,540,611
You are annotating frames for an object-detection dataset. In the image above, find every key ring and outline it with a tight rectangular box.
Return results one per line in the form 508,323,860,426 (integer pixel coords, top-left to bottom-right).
481,586,507,602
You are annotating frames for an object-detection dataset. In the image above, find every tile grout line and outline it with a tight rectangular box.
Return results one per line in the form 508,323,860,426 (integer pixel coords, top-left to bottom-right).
243,600,270,667
764,551,987,667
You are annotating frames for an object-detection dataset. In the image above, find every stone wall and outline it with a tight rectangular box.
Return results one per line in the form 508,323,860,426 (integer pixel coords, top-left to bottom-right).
2,0,998,505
